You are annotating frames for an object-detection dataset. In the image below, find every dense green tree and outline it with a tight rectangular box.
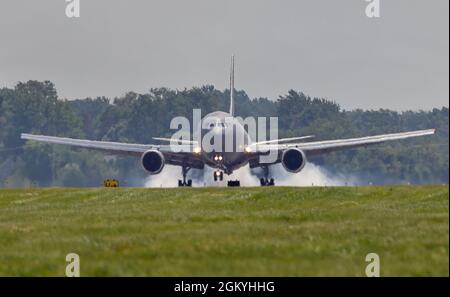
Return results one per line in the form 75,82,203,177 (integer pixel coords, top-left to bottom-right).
0,81,448,187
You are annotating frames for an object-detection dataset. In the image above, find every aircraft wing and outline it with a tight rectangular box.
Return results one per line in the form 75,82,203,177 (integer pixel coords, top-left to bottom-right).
254,129,436,156
21,133,204,169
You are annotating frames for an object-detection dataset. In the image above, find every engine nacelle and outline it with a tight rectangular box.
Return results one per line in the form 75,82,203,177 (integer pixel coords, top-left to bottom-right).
281,148,306,173
141,150,165,174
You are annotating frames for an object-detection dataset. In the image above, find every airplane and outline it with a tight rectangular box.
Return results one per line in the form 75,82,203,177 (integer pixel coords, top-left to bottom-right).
21,56,436,187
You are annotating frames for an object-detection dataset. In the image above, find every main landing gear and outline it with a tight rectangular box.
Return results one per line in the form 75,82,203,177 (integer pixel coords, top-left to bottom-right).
260,166,275,186
260,178,275,186
178,166,192,187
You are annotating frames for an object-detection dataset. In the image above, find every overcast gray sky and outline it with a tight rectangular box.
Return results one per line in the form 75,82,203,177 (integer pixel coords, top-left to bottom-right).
0,0,448,110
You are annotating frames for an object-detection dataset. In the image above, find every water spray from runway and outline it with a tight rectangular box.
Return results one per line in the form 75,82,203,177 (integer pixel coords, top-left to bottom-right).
143,164,259,187
143,163,357,187
268,163,358,186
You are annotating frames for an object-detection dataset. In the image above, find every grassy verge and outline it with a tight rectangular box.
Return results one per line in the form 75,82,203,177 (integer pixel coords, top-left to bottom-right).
0,185,448,276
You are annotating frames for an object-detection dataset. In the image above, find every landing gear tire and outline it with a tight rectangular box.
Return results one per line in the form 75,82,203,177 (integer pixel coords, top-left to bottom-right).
260,178,275,186
260,165,275,186
178,166,192,187
178,179,192,187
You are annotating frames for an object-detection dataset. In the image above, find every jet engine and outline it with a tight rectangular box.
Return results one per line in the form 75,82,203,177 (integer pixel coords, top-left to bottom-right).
141,150,165,174
281,148,306,173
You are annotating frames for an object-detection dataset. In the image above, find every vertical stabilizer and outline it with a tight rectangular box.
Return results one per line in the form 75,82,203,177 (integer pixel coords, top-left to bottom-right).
229,55,235,116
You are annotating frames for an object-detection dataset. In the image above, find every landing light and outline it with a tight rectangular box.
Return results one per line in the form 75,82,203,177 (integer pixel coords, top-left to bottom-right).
244,146,252,153
193,146,201,154
214,154,223,161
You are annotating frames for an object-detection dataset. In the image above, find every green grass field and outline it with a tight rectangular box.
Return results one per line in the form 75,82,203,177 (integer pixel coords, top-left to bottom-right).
0,186,448,276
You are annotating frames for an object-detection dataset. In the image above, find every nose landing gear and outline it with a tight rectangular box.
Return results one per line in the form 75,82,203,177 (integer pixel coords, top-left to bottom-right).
212,170,241,187
213,170,224,181
214,170,240,187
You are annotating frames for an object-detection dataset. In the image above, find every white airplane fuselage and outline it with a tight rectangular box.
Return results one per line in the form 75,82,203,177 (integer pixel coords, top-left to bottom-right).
200,111,252,174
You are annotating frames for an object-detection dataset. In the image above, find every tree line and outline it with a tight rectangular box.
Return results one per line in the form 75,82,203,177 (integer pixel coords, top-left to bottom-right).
0,81,448,187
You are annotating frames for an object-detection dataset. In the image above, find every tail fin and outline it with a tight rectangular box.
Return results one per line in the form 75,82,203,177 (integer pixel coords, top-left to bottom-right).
229,55,235,116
